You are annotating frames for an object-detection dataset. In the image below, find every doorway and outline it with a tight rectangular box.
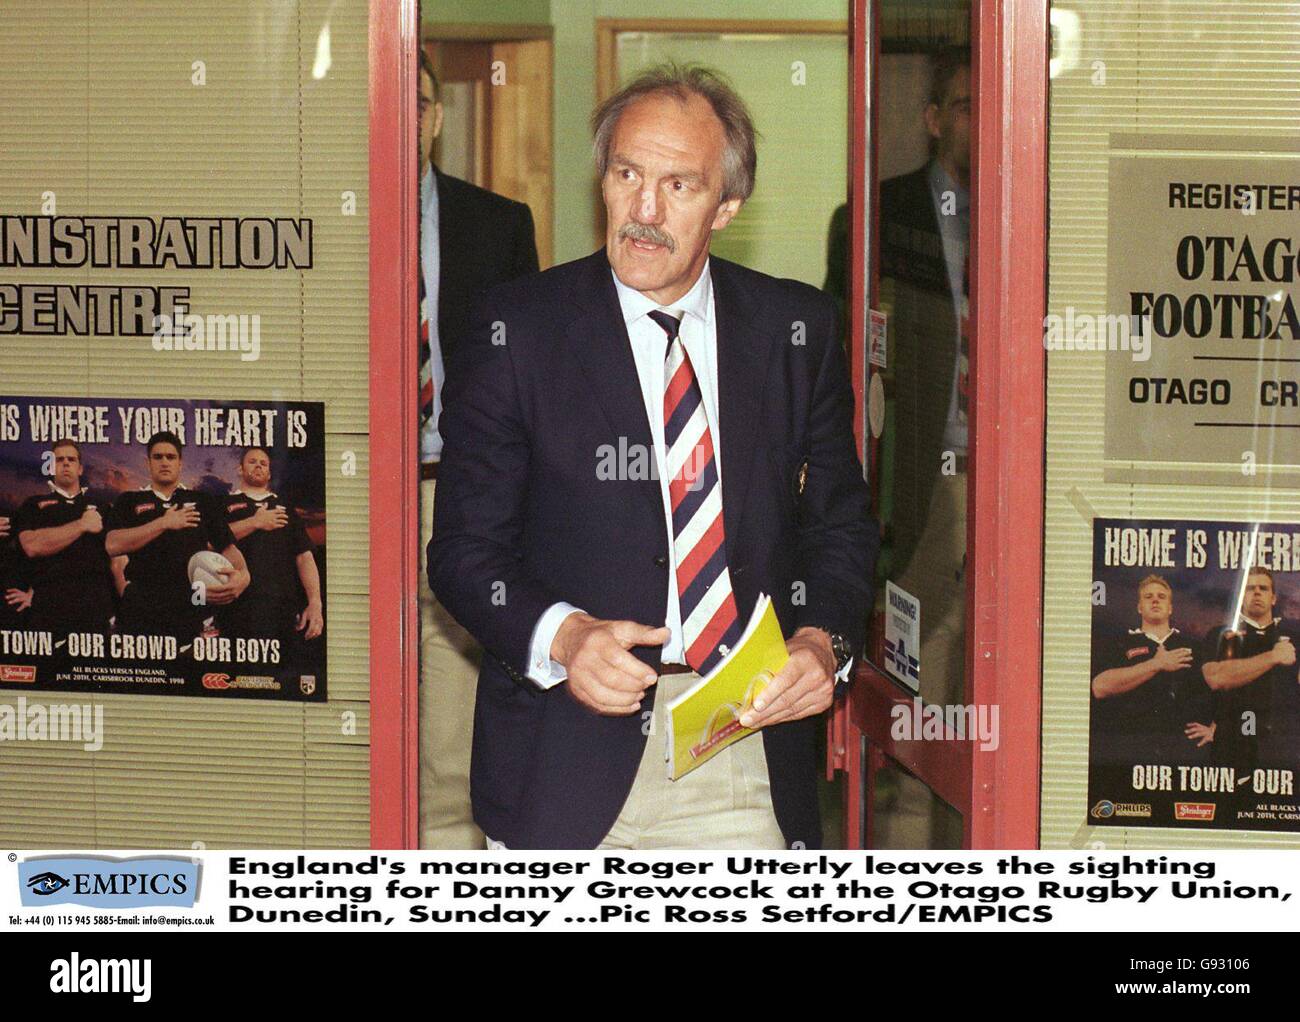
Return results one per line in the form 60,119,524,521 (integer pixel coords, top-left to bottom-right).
838,0,1045,850
425,25,554,266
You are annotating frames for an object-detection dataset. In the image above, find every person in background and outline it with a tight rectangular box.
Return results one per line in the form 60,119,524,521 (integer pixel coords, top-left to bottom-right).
1090,574,1213,769
417,45,540,849
105,431,249,646
13,440,113,642
0,496,34,631
219,446,323,653
1203,567,1300,777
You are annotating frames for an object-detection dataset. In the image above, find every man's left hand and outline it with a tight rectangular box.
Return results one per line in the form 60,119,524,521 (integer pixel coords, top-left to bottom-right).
739,627,836,729
296,600,324,640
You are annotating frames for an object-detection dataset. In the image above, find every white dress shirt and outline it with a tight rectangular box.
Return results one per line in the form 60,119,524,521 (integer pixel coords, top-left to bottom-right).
927,159,969,456
525,260,721,687
420,165,446,464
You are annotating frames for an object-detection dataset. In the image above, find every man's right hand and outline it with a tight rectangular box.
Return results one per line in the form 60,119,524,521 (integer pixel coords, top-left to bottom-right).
161,505,201,531
1273,637,1296,667
551,613,670,716
79,509,103,534
1151,645,1193,672
252,506,288,531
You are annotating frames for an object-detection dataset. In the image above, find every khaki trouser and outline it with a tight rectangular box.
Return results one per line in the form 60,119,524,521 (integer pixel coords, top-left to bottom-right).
419,477,485,849
876,469,967,849
597,669,787,850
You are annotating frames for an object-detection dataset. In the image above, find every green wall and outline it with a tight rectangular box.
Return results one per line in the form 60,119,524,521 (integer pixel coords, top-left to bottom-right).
421,0,551,25
422,0,851,264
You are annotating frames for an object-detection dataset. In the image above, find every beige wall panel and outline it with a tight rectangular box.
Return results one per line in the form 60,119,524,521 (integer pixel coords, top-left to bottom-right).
0,0,371,849
1043,0,1300,848
323,433,369,595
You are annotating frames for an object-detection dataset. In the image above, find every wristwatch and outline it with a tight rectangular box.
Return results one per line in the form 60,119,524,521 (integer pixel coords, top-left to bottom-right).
809,626,855,676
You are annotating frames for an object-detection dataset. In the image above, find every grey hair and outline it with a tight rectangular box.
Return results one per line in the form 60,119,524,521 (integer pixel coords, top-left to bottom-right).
591,62,758,203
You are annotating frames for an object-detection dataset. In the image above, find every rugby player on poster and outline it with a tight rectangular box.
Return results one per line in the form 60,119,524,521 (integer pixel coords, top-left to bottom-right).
218,446,322,649
1202,566,1300,774
0,500,34,629
1090,574,1215,767
105,431,250,646
13,439,114,641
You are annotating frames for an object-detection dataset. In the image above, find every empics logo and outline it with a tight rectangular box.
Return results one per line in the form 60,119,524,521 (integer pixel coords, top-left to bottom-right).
50,953,151,1002
25,871,70,895
18,856,199,909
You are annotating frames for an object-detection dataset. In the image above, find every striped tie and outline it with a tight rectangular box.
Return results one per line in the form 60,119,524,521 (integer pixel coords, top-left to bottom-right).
418,271,434,431
651,309,742,675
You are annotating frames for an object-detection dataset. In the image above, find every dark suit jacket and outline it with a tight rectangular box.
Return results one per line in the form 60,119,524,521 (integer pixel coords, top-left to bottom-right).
879,165,959,580
434,166,539,362
428,248,878,849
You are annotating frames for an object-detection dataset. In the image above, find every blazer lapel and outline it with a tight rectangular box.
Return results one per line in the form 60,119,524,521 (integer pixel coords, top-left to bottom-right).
566,250,663,518
710,257,773,547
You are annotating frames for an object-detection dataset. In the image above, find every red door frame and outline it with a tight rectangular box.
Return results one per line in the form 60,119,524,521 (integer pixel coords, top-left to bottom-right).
839,0,1046,849
965,0,1046,850
370,0,421,849
369,0,1047,850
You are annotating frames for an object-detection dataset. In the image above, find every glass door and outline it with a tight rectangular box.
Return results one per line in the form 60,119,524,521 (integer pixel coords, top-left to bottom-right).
834,0,1045,849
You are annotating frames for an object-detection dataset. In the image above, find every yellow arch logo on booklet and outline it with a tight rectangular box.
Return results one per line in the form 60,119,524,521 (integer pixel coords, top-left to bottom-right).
665,594,790,780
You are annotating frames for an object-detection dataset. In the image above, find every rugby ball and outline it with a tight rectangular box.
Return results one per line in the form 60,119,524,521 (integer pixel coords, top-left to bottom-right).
188,550,234,589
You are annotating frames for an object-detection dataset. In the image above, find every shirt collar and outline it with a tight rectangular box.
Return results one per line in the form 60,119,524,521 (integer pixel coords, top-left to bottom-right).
231,488,275,501
1240,614,1277,631
927,158,969,215
1129,625,1179,644
421,165,436,215
48,481,80,499
610,258,712,330
149,486,183,503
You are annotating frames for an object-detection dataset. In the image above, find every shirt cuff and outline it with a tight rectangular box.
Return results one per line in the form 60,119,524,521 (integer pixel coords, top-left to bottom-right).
527,602,583,689
835,656,855,686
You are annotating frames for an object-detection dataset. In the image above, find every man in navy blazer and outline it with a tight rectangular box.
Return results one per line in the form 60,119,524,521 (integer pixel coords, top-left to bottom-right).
429,64,877,849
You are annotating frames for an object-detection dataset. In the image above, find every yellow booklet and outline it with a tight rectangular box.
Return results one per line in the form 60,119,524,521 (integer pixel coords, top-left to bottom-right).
665,594,789,781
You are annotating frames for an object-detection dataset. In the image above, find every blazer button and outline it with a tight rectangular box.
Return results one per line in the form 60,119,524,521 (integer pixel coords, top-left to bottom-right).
653,555,668,568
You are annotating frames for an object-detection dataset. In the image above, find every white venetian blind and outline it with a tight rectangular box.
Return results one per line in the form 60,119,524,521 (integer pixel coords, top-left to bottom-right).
0,0,371,848
1043,0,1300,849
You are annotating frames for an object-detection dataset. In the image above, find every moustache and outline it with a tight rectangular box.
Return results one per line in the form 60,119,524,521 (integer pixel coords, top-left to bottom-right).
618,223,676,252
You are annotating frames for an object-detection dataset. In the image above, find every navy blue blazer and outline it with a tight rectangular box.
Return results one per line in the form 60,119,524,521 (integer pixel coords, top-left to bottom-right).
428,248,878,849
434,166,538,362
